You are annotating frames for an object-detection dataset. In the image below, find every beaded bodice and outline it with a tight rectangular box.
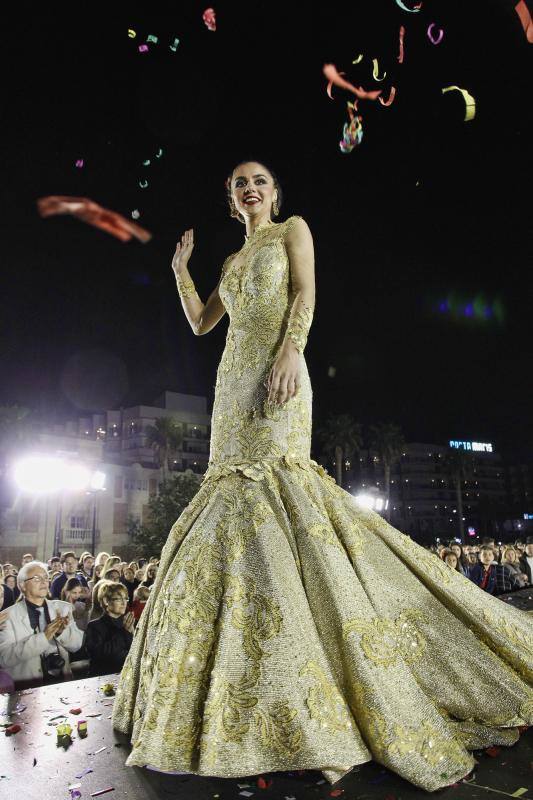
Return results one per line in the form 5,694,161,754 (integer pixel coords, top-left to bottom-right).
206,215,313,479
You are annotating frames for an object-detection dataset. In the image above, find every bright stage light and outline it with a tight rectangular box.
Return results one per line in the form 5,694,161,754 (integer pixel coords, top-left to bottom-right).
14,456,67,494
14,455,104,495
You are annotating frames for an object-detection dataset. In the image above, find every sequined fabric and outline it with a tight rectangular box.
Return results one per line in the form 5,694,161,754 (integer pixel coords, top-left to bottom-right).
112,216,533,791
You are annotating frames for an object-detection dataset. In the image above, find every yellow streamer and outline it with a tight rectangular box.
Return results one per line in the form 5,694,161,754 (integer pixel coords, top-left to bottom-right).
442,85,476,121
372,58,387,81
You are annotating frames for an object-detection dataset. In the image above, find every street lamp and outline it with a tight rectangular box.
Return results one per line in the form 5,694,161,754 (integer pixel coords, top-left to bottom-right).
13,455,106,558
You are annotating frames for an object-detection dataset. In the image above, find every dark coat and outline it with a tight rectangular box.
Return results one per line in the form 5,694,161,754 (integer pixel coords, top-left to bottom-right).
518,555,533,584
83,614,133,677
467,563,497,594
50,571,88,599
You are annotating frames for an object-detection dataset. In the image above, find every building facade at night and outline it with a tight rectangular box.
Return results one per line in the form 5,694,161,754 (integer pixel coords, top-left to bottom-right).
0,392,211,562
343,440,533,543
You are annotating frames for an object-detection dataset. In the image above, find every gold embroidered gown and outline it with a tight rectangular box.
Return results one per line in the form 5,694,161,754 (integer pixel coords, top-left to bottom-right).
112,215,533,792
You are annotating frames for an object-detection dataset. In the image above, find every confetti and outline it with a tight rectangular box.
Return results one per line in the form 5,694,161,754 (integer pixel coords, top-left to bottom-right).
156,147,163,158
394,0,422,11
142,159,151,166
139,179,149,189
327,366,336,377
398,25,405,62
515,0,533,42
442,85,476,121
37,196,153,243
5,724,21,736
327,71,346,99
427,23,444,44
138,45,149,53
239,793,254,797
257,777,273,789
131,209,140,219
146,34,158,44
372,58,387,81
70,791,82,800
93,746,107,755
170,37,180,51
75,768,94,780
378,85,397,105
69,708,82,715
203,8,217,31
340,101,363,152
323,63,382,100
352,54,363,64
75,159,84,168
90,789,114,798
330,790,344,797
127,29,136,39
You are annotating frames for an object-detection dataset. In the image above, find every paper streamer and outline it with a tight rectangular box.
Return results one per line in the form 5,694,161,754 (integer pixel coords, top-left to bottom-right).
352,54,363,64
378,85,397,106
515,0,533,42
427,23,444,44
372,58,387,80
442,85,476,121
203,8,216,31
327,70,345,99
339,102,364,153
36,196,152,244
127,30,136,39
395,0,422,11
398,25,405,62
323,63,382,100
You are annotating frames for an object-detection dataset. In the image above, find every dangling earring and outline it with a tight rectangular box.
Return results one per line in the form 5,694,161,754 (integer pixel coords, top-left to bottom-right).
272,195,279,217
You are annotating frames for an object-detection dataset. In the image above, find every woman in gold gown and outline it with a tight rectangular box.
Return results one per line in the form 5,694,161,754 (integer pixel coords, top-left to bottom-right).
112,160,533,792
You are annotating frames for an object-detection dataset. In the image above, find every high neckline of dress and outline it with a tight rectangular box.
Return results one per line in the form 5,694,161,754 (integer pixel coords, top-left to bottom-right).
243,220,278,243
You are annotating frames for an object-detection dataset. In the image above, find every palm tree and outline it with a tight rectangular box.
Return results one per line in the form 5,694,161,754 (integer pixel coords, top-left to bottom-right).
315,414,363,488
145,417,184,484
367,422,406,521
441,448,476,544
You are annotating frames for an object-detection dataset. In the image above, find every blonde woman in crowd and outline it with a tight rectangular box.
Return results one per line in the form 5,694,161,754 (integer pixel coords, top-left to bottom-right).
501,546,528,588
94,551,111,569
89,578,115,621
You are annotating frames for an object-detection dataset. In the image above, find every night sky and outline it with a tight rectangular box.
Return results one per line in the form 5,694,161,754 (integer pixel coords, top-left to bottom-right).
1,1,532,458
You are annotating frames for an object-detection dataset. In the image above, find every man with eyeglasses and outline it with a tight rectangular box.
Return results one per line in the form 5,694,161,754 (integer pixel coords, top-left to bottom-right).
0,561,84,689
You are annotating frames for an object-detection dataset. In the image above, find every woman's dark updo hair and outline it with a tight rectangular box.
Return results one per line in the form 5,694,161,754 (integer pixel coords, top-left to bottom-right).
225,159,283,224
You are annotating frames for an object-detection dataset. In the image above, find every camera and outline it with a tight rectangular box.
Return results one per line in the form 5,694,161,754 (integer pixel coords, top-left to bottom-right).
42,650,65,677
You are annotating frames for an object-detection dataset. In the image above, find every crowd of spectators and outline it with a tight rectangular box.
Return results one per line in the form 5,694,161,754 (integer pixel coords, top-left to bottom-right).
0,550,158,690
0,535,532,692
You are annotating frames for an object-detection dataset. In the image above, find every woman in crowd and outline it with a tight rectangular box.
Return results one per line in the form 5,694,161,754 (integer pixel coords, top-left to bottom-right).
120,567,139,607
446,541,468,575
501,546,528,588
102,555,121,574
88,564,104,593
142,563,158,587
78,553,95,580
95,551,111,570
60,577,91,630
131,585,150,625
4,574,20,601
84,581,135,677
102,566,121,583
440,548,462,574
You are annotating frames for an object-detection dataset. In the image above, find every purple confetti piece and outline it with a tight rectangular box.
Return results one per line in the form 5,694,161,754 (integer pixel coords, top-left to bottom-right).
427,23,444,44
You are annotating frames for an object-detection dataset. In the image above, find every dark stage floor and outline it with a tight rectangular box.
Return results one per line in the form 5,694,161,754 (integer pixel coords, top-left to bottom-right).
1,662,532,800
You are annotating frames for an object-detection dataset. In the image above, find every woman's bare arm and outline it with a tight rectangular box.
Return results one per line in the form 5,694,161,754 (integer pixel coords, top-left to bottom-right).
175,265,227,335
172,228,227,335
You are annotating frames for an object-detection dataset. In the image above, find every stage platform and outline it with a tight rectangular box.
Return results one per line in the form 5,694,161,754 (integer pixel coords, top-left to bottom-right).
1,666,532,800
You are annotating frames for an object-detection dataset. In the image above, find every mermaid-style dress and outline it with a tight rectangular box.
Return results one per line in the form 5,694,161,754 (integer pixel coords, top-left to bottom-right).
112,215,533,792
